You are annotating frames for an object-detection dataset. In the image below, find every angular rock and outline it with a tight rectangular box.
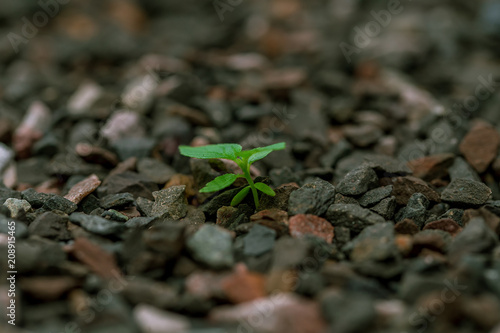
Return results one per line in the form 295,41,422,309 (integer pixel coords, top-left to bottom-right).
289,214,334,243
336,166,378,196
100,193,135,210
391,176,440,205
243,224,277,257
151,186,187,220
349,223,399,263
63,174,101,204
449,157,481,182
370,196,397,220
28,212,72,241
69,212,126,237
21,188,51,208
396,193,430,228
3,198,32,218
42,195,78,214
459,122,500,173
259,183,299,211
326,204,385,233
288,179,335,216
187,225,234,269
441,179,492,207
358,185,393,207
407,153,454,182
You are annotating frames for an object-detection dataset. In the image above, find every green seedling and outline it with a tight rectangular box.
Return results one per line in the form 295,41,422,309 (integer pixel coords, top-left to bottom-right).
179,142,285,209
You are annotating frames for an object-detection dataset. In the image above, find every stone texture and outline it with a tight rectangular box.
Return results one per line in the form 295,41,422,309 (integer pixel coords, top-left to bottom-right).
358,185,393,207
336,166,379,196
289,214,334,243
288,179,335,216
407,153,454,182
459,122,500,173
326,204,385,233
391,176,440,205
63,174,101,204
186,225,234,269
151,186,187,220
3,198,32,218
441,179,492,207
243,224,277,256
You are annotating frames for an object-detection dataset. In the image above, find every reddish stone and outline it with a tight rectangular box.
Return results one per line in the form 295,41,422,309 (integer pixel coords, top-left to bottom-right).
391,176,441,205
411,231,449,255
209,293,327,333
64,174,101,204
68,238,123,280
423,218,463,236
251,209,288,225
394,219,420,235
407,153,454,182
459,122,500,173
288,214,334,243
221,263,266,304
395,234,413,256
462,207,500,234
19,276,80,301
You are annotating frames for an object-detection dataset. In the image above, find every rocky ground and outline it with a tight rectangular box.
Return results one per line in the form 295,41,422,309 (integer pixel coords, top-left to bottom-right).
1,0,500,332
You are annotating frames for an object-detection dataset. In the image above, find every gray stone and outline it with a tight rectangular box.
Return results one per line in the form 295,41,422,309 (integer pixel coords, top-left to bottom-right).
186,224,234,269
272,236,311,269
243,224,277,256
441,179,492,207
334,193,359,205
101,209,129,222
137,158,176,184
21,188,51,208
136,196,154,216
3,198,32,218
69,212,126,236
358,186,393,207
269,167,300,186
336,166,378,196
0,187,22,206
348,223,399,263
396,193,430,228
125,217,156,229
151,186,187,220
42,195,78,214
326,204,385,233
28,212,72,241
370,196,397,220
438,209,464,226
450,217,499,258
288,179,335,216
0,215,28,238
112,137,156,161
321,292,376,332
100,193,135,210
449,157,481,182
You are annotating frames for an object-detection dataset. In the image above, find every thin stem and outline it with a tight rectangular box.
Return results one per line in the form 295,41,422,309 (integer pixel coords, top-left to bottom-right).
241,161,259,209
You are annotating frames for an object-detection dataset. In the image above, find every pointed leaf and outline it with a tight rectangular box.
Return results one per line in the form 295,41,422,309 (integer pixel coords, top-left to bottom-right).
245,142,286,163
254,182,276,196
179,143,242,160
200,173,239,193
231,186,251,206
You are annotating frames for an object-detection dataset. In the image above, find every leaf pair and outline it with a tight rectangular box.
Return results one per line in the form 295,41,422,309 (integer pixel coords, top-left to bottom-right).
179,142,285,208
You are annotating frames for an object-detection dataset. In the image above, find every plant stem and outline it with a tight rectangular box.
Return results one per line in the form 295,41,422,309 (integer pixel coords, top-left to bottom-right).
242,164,259,209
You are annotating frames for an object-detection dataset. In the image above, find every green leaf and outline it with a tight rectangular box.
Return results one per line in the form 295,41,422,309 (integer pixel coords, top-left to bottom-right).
200,173,239,193
179,143,242,160
245,142,286,164
254,182,276,196
231,186,250,206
